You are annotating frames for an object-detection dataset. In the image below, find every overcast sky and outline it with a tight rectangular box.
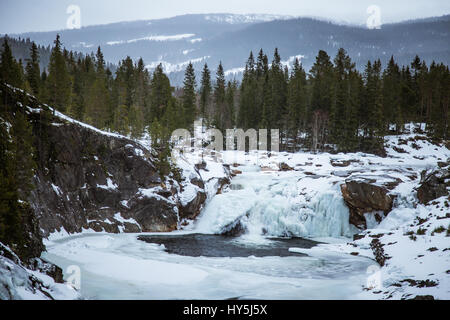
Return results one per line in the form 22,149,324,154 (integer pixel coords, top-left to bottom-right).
1,0,449,34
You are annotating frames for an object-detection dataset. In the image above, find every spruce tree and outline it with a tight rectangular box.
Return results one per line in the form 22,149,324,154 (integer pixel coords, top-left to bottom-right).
181,62,197,130
199,63,212,122
287,58,307,150
150,64,172,122
25,42,41,97
309,50,334,151
0,38,23,88
382,56,403,133
46,35,72,112
213,62,226,130
225,80,237,129
238,52,257,129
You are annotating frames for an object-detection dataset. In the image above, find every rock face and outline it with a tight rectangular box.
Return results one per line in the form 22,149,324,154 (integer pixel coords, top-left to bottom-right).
416,166,449,204
341,181,394,229
1,83,214,245
29,112,181,236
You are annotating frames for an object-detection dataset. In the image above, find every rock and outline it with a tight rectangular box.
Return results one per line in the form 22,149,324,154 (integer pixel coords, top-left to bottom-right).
353,234,365,241
195,161,207,171
393,146,407,153
178,191,207,221
0,242,79,300
216,177,231,195
231,170,242,176
416,167,450,204
370,238,390,267
330,159,360,167
220,219,247,237
279,163,294,171
437,161,448,168
341,181,393,229
132,197,179,232
29,258,64,284
411,295,435,300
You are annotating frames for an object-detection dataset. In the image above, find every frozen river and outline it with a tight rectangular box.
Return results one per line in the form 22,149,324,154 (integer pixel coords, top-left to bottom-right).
42,231,376,300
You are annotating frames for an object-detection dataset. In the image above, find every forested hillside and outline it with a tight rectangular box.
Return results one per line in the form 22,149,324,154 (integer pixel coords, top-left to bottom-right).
1,35,448,158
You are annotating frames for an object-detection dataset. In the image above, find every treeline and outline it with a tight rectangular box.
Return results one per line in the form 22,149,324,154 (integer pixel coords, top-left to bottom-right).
230,48,449,154
1,35,449,157
0,87,37,256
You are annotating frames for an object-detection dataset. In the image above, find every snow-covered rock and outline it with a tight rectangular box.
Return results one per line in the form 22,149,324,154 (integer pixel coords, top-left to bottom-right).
0,243,80,300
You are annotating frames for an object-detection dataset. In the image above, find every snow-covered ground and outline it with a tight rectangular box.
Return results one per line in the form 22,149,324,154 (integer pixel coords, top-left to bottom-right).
0,243,80,300
40,123,449,300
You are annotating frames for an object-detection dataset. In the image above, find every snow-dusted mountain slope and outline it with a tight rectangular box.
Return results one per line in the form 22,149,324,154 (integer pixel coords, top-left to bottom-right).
9,14,450,85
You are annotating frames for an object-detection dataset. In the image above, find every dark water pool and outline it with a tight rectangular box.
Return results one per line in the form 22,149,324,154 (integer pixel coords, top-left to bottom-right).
137,234,320,257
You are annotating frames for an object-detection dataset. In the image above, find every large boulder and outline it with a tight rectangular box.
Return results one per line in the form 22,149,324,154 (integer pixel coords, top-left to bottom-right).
341,180,394,229
416,166,450,204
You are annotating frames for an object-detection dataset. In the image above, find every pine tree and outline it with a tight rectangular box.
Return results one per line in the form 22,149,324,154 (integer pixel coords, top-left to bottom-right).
199,63,212,121
224,80,237,129
213,62,226,130
25,42,41,97
10,111,36,198
150,64,172,122
113,104,130,136
238,52,257,129
331,48,358,152
382,56,403,133
83,47,111,129
46,35,72,112
181,62,197,130
0,110,34,250
309,50,334,151
287,58,307,150
0,38,23,88
269,48,287,132
363,60,384,153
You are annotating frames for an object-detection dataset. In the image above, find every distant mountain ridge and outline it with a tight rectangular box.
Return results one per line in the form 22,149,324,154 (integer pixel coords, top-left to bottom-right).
4,13,450,86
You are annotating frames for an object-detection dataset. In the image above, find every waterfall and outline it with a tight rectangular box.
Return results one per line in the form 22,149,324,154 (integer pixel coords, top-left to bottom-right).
194,167,358,238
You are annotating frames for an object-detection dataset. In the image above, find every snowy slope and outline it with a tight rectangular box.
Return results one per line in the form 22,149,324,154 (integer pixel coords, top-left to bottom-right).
0,243,80,300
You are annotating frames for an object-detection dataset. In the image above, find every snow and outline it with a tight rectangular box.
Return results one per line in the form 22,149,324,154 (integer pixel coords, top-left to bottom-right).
96,178,118,190
223,54,305,77
225,67,245,77
72,42,94,48
204,14,294,24
51,183,62,196
182,49,195,55
107,34,195,45
145,56,211,74
114,213,139,227
0,243,80,300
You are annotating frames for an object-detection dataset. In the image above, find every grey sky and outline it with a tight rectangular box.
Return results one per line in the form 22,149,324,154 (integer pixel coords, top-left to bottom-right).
1,0,449,34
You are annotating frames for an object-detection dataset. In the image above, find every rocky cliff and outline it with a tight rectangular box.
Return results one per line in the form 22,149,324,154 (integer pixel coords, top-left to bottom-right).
1,83,224,259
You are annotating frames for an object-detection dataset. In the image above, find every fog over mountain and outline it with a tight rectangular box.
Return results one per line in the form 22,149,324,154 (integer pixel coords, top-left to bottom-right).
6,13,450,85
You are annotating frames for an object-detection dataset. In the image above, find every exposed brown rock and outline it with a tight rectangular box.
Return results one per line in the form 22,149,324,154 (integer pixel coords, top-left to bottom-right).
279,163,294,171
341,181,393,229
416,167,449,204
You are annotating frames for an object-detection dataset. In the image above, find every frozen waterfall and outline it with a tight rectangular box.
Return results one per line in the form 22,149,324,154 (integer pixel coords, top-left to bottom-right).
194,165,358,238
